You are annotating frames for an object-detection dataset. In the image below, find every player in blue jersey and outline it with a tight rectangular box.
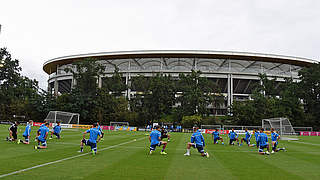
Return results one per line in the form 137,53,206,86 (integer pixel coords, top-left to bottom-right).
271,128,285,153
240,129,255,147
97,122,104,140
35,122,50,149
257,128,270,155
149,125,168,155
18,120,33,144
184,126,209,157
212,128,224,144
80,123,102,155
228,129,239,145
50,121,62,139
254,129,260,148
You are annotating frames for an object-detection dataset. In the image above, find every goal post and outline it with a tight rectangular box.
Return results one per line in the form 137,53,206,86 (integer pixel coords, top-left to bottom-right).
262,117,298,140
110,121,129,127
45,111,80,125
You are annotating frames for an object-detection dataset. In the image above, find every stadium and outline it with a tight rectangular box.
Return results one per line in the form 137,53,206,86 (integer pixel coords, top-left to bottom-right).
43,50,317,115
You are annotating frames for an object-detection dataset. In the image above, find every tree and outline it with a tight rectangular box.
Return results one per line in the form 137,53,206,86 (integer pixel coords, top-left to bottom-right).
177,70,222,118
0,48,43,121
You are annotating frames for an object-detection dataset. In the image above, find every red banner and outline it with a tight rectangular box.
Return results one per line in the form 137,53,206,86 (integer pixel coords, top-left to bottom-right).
205,129,229,134
300,131,320,136
33,122,52,127
101,126,114,130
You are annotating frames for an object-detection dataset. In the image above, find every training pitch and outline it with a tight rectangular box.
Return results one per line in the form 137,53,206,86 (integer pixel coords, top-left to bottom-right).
0,125,320,179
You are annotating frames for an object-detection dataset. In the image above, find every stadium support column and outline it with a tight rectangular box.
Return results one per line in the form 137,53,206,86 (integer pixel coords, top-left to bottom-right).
98,76,102,88
227,74,233,108
54,65,59,96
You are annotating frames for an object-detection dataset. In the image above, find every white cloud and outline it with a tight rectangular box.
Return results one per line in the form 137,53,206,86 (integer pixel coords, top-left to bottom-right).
0,0,319,89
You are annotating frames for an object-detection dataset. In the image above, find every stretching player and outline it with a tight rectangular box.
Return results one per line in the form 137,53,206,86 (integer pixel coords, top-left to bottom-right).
228,128,239,145
212,128,224,144
257,128,270,155
149,125,168,155
35,122,50,149
97,122,104,140
240,129,254,147
271,128,285,153
254,129,260,148
161,127,171,142
18,120,33,144
6,121,20,142
50,122,61,139
80,123,102,155
184,126,209,157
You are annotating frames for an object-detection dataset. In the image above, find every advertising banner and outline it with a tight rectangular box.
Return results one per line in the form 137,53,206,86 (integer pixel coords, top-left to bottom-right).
101,126,114,130
114,126,137,131
33,122,52,127
204,129,229,134
300,131,320,136
72,124,92,129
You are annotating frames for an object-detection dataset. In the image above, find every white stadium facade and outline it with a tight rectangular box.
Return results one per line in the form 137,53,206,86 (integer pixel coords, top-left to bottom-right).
43,50,317,115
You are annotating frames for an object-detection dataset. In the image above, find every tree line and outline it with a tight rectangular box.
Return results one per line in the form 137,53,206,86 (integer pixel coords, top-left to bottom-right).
0,48,319,130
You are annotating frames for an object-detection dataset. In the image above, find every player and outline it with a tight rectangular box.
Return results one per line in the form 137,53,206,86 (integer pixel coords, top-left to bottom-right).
18,120,33,144
6,121,20,142
254,129,260,148
212,128,224,144
149,125,168,155
35,122,50,149
50,121,62,139
240,129,254,147
161,127,171,142
184,126,209,157
97,122,104,140
257,128,270,155
80,123,102,155
271,128,285,153
228,128,239,145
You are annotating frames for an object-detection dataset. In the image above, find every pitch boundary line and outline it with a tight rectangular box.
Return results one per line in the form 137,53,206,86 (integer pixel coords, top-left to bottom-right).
0,137,146,178
290,141,320,146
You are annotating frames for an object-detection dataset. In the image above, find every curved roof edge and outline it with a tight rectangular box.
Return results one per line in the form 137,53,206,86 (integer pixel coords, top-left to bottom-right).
43,50,318,74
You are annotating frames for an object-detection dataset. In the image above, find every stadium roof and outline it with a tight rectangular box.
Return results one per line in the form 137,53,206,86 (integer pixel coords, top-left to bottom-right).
43,50,318,74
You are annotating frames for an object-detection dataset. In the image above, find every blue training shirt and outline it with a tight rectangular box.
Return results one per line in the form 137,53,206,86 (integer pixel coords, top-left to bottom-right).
229,131,238,139
23,124,31,136
245,131,251,140
86,128,102,143
38,126,49,141
212,131,220,139
150,130,161,145
53,125,61,134
254,131,260,141
271,132,279,141
191,131,205,146
257,132,268,146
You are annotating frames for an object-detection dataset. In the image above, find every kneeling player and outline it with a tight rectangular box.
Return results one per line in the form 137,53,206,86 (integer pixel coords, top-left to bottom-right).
257,128,270,155
184,126,209,157
271,128,285,153
240,129,254,147
35,122,50,149
149,125,167,155
80,123,102,155
228,128,239,145
50,122,61,139
18,120,33,144
212,128,224,144
254,129,260,148
6,121,20,142
161,127,171,142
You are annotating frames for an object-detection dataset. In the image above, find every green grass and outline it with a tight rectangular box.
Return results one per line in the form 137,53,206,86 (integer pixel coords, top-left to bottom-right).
0,125,320,179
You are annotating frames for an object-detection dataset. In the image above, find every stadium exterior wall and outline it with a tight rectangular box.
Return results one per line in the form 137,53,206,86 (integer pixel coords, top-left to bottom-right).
43,50,318,115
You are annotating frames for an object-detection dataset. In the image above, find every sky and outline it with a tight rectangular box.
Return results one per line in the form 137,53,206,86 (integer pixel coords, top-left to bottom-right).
0,0,320,89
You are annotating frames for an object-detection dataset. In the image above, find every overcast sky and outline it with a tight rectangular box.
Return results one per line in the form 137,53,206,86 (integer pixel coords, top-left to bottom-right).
1,0,319,89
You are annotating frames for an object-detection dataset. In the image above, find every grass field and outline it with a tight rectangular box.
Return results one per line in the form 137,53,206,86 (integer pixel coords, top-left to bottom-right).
0,125,320,180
